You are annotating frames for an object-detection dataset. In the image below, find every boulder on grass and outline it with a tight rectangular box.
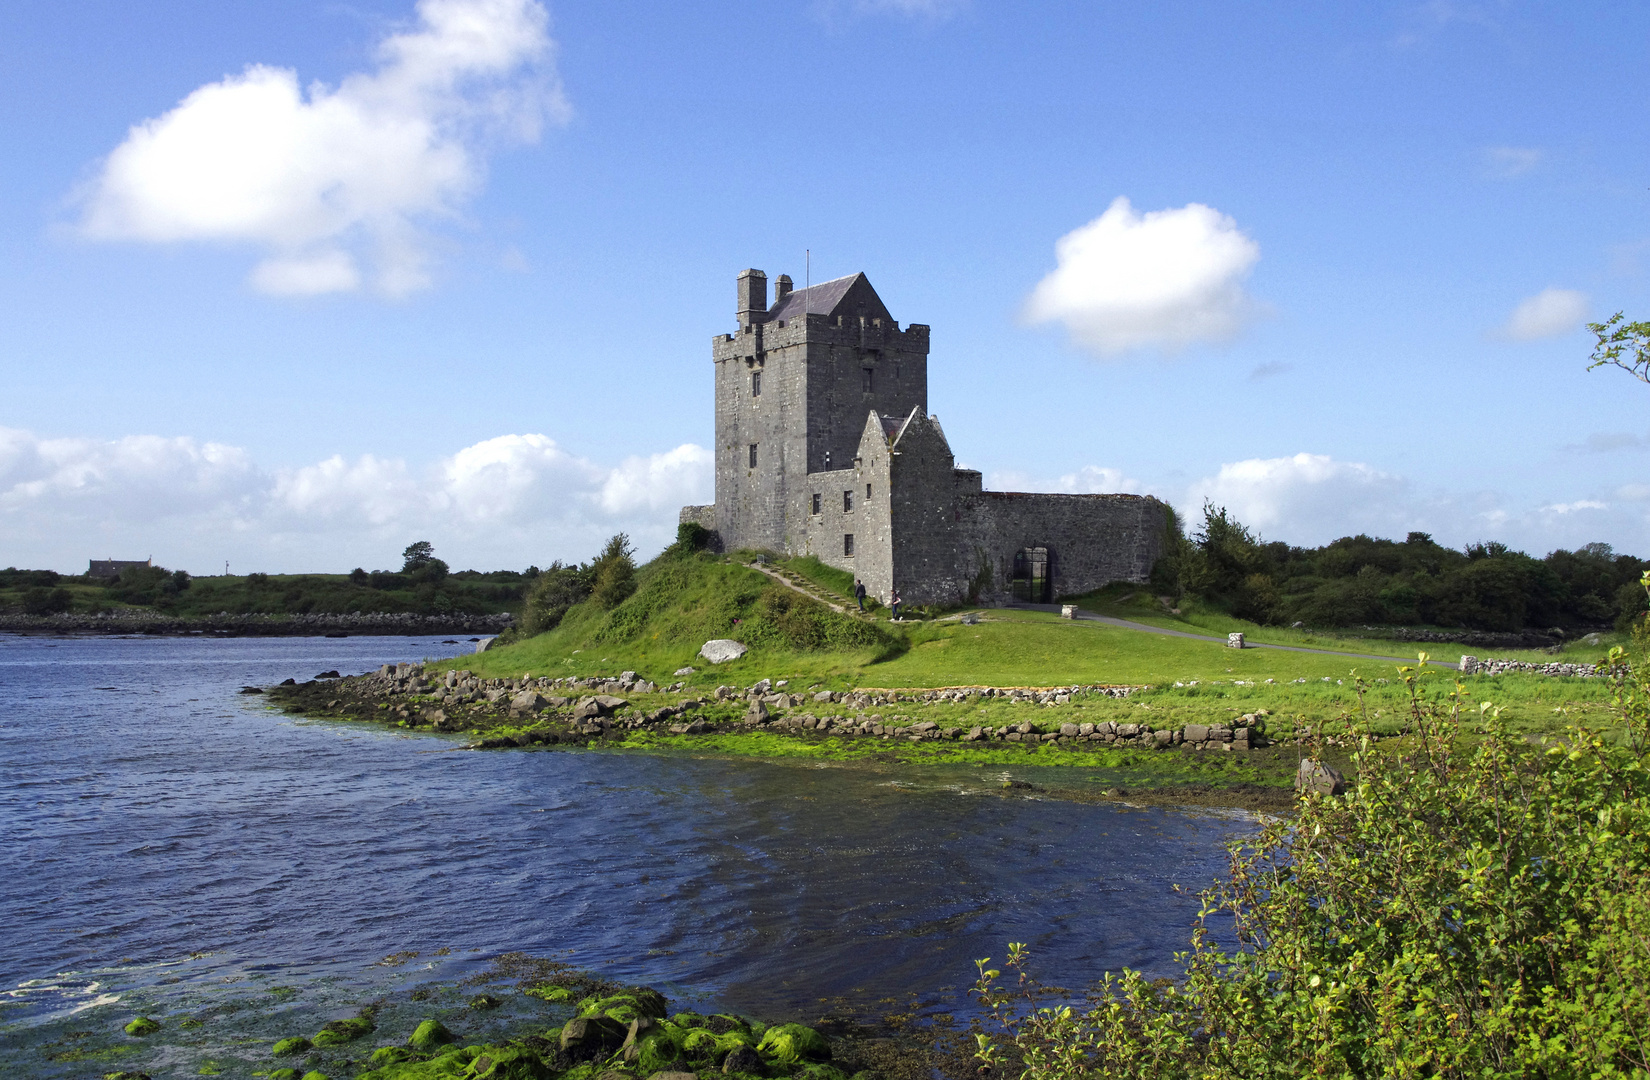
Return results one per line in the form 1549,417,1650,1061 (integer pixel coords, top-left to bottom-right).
1296,758,1346,796
699,640,748,665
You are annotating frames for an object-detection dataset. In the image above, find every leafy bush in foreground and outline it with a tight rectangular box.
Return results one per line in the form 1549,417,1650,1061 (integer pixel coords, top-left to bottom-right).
975,630,1650,1077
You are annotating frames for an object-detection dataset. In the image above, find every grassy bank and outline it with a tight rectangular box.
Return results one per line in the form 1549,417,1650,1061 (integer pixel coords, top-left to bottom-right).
447,547,1619,746
242,547,1622,809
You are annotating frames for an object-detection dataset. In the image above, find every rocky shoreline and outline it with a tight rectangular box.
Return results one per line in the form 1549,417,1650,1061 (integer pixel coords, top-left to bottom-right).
259,663,1376,813
88,956,947,1080
0,609,514,637
270,662,1283,754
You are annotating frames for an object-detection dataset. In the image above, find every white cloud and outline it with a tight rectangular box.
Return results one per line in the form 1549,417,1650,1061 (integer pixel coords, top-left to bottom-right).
1497,287,1590,341
812,0,965,21
76,0,563,297
0,426,710,573
1562,431,1649,454
1023,197,1262,357
985,464,1141,495
1482,145,1542,178
0,430,259,521
1181,451,1648,554
1186,453,1415,543
1249,361,1292,381
853,0,964,13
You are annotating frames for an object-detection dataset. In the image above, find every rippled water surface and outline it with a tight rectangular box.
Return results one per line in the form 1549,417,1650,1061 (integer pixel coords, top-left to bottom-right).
1,635,1251,1076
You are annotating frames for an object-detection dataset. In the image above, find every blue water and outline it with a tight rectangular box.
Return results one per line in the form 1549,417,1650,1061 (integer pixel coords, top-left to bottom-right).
0,635,1250,1077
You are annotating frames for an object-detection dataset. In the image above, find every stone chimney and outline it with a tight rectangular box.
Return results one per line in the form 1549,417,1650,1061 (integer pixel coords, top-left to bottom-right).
737,269,767,327
773,274,793,304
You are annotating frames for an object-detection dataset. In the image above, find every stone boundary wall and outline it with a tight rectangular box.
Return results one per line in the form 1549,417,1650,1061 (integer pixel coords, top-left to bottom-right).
1365,625,1571,649
679,504,717,531
0,610,513,637
958,491,1167,605
1459,655,1616,678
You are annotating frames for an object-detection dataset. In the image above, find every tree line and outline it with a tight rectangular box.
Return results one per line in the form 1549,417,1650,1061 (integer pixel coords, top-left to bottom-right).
1150,503,1646,633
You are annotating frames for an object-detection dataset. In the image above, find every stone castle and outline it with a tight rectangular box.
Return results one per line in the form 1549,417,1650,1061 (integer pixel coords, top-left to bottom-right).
680,268,1168,606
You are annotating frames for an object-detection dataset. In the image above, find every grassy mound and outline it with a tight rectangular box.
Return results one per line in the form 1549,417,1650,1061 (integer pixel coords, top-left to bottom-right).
467,551,895,678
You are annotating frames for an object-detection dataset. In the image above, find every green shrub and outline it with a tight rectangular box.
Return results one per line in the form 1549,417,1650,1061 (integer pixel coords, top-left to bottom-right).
974,641,1650,1078
21,586,72,615
739,586,891,652
674,521,713,553
518,561,593,636
590,533,637,609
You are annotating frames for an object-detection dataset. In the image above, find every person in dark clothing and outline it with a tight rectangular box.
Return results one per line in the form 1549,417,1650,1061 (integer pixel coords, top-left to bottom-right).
854,579,867,611
889,587,902,621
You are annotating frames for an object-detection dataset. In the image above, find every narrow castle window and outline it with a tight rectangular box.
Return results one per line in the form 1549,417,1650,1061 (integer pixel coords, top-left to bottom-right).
749,443,757,468
751,370,761,397
861,367,874,393
824,449,831,469
866,483,872,499
843,490,853,513
843,534,854,557
812,493,821,514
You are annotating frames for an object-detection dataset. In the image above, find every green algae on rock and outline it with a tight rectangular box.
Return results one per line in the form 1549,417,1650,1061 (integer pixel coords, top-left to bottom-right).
353,988,850,1080
758,1023,833,1064
410,1019,457,1050
273,1036,313,1055
312,1013,375,1046
122,1017,161,1036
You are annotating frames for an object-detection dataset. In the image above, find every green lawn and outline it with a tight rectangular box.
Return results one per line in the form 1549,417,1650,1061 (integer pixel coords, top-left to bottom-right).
1071,586,1625,666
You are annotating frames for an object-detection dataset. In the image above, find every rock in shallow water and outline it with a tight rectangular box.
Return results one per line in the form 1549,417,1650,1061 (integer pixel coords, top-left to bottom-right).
408,1019,454,1050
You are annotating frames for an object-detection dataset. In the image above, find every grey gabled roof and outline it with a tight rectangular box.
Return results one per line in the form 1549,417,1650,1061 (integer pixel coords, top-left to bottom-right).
766,272,892,324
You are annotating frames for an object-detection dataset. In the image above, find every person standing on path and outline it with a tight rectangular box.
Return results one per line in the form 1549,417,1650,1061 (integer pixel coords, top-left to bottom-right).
854,579,867,611
889,587,902,621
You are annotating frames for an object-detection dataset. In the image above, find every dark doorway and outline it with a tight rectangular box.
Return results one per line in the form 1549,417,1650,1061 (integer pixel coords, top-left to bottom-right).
1011,547,1051,603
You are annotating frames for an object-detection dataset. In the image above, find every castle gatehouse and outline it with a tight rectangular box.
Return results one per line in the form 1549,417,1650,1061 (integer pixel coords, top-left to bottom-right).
680,268,1168,606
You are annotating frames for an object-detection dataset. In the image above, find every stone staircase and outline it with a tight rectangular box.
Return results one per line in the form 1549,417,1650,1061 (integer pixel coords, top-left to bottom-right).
745,560,875,620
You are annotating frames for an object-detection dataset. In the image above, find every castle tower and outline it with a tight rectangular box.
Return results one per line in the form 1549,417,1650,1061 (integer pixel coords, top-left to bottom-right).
707,269,931,558
683,264,1167,607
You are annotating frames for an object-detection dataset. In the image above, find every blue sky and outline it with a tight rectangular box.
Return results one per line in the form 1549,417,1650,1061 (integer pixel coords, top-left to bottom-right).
2,0,1647,574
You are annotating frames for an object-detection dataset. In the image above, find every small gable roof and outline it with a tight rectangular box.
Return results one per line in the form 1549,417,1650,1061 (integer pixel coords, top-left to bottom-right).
766,272,893,324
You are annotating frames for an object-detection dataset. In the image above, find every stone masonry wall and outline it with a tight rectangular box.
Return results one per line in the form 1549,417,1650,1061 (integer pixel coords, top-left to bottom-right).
958,492,1168,606
713,321,804,553
711,302,928,555
887,413,970,605
802,314,928,475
